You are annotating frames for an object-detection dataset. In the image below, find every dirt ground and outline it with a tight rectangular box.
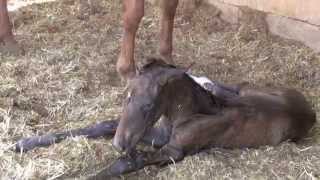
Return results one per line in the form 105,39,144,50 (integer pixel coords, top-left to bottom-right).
0,0,320,179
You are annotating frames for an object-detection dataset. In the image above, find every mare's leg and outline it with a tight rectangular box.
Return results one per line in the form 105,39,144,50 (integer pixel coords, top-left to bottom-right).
89,114,233,179
0,0,23,55
0,0,11,39
158,0,178,63
15,118,170,152
117,0,144,79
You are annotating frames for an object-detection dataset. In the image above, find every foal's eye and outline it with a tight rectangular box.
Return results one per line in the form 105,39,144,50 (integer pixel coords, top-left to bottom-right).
142,103,154,112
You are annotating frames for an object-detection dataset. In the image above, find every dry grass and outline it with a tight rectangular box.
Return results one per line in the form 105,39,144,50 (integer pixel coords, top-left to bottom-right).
0,0,319,179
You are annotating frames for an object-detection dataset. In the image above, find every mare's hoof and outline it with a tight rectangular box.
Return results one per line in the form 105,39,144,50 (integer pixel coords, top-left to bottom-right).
0,39,24,56
116,62,136,80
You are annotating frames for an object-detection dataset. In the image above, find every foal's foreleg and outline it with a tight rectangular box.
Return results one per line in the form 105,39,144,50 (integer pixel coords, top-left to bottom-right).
158,0,178,63
15,120,119,152
88,144,184,180
15,119,169,152
142,116,171,148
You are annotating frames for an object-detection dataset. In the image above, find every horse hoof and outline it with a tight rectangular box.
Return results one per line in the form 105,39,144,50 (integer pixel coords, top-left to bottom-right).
116,62,136,80
0,39,24,56
15,134,57,152
15,138,35,152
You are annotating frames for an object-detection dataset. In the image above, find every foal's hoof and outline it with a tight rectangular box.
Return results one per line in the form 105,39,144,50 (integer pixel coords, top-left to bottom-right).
87,155,144,179
108,155,144,175
0,38,24,56
15,134,56,152
15,137,38,152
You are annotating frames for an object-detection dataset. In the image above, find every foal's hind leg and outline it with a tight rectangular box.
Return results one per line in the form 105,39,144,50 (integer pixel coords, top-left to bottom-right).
171,113,234,152
158,0,178,63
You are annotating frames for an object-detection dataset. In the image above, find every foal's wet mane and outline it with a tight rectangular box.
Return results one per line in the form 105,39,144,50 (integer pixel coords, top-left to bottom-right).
139,58,178,73
139,58,220,109
140,58,210,91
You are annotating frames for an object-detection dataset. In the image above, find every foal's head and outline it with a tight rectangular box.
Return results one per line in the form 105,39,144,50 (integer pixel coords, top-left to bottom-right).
112,58,186,154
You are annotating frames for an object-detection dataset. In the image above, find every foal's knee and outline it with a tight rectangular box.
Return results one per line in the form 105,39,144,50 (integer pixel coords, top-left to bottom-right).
123,0,144,33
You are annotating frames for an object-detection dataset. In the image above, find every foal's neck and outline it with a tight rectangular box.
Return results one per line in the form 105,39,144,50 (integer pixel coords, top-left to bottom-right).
164,75,221,121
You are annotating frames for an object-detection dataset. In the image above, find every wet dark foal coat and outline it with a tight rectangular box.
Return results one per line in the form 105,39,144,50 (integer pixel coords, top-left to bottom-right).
15,58,316,179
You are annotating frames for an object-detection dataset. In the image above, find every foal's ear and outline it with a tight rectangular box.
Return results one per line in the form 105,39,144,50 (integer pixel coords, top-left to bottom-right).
158,68,186,86
142,56,168,69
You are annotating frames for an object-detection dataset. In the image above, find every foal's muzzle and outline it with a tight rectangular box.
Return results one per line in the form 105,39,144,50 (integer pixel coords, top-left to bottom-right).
112,138,126,153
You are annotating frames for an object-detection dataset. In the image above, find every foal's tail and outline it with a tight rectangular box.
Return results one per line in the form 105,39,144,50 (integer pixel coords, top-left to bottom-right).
285,89,316,141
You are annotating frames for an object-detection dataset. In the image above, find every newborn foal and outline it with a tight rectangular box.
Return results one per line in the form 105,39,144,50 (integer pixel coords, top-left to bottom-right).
99,58,316,178
15,58,316,179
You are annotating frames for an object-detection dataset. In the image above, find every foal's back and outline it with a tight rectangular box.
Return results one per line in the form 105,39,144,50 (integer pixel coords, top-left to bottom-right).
215,85,316,148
